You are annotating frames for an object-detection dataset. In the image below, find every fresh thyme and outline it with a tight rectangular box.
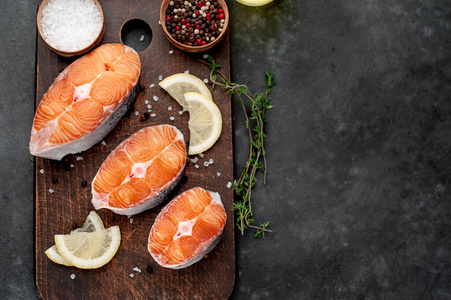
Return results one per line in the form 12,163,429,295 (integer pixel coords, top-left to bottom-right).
200,56,275,238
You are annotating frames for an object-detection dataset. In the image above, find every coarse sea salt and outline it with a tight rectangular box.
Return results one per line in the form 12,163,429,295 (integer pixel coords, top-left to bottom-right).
170,116,175,121
149,83,155,88
133,267,142,273
203,54,209,59
49,188,54,193
184,70,190,74
227,182,232,188
101,140,106,146
76,156,83,161
140,35,145,42
168,106,173,111
144,100,149,104
203,79,209,84
150,113,156,117
39,169,44,174
153,95,159,101
169,50,174,54
70,274,76,280
134,111,140,116
40,0,103,52
158,75,163,81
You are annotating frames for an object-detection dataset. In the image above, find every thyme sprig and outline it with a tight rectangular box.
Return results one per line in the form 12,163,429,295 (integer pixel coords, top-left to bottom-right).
200,56,274,238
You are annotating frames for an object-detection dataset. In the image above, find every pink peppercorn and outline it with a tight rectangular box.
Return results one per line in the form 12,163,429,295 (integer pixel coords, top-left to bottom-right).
181,18,186,25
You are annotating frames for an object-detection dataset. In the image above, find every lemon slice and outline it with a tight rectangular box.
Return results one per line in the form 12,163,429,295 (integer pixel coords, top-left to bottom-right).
55,226,121,269
45,211,105,266
236,0,274,6
159,73,212,110
184,92,222,155
45,245,73,266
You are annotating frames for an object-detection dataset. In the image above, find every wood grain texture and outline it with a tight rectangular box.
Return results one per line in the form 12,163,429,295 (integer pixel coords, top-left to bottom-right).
34,0,234,299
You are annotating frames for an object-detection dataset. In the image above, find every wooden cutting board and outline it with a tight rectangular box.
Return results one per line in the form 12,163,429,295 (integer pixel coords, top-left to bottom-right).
34,0,234,299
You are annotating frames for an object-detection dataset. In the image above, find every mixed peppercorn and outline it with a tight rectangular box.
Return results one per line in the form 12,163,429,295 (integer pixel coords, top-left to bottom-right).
165,0,226,46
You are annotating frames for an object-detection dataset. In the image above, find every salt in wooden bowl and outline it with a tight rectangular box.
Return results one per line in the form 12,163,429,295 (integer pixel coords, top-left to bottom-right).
37,0,105,57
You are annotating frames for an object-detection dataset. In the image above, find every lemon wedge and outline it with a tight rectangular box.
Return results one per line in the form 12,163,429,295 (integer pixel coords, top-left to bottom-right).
45,211,105,266
45,245,73,266
159,73,212,110
55,226,121,269
236,0,274,6
184,92,222,155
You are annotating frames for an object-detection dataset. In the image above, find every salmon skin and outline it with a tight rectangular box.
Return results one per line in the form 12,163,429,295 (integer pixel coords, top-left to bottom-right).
91,125,187,216
148,187,227,269
30,43,141,160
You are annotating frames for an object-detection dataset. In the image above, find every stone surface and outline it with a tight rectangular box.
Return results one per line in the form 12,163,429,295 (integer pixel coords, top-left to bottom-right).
1,0,451,299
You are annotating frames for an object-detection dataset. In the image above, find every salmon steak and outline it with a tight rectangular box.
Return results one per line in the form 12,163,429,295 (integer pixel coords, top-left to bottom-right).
91,125,187,216
30,43,141,160
148,187,227,269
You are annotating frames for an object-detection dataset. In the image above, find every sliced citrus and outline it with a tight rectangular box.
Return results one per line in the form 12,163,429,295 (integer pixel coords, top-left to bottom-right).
184,92,222,155
54,216,120,269
45,211,105,266
45,245,73,266
159,73,212,110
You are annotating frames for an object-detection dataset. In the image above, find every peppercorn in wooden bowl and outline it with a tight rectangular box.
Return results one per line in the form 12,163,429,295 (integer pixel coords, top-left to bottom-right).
160,0,229,53
37,0,105,57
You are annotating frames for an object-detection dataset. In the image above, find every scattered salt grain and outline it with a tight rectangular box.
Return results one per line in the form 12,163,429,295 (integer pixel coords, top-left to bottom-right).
76,156,83,161
130,218,133,224
179,110,184,115
204,161,210,167
195,164,200,169
134,111,140,116
191,157,199,163
150,113,156,117
144,100,149,104
148,109,152,113
203,79,209,84
170,116,175,121
70,164,74,168
39,169,44,174
147,104,152,109
227,182,232,189
133,267,142,273
40,0,103,52
169,50,174,54
217,172,221,177
153,95,159,101
203,54,209,59
49,188,54,193
199,153,204,158
140,35,145,42
184,70,190,74
101,140,106,146
130,274,134,278
149,83,155,88
158,20,161,25
209,158,214,164
70,274,76,280
158,75,163,81
168,106,173,111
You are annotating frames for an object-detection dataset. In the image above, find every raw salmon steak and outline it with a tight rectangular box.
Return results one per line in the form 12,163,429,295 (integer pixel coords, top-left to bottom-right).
91,125,187,216
148,187,227,269
30,43,141,160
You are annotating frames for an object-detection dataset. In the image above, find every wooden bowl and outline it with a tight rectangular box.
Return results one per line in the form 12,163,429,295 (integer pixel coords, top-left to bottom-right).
160,0,229,53
37,0,105,57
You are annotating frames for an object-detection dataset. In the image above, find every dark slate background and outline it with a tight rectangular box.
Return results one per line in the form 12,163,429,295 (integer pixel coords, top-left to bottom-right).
1,0,451,299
